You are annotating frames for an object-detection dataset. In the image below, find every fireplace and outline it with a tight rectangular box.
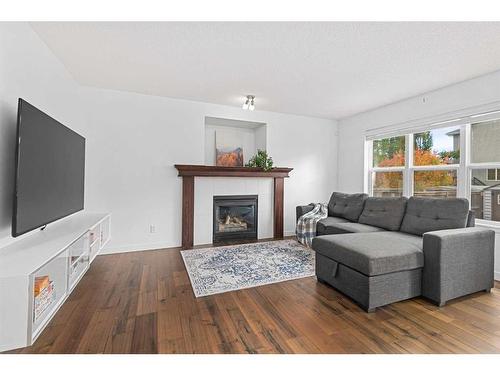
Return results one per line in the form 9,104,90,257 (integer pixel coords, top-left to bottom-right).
213,195,258,243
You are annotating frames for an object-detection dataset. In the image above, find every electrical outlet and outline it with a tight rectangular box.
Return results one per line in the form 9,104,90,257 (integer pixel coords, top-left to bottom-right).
149,224,156,234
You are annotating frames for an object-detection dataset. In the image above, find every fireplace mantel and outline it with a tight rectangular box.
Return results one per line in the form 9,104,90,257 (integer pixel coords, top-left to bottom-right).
174,164,293,178
174,164,293,249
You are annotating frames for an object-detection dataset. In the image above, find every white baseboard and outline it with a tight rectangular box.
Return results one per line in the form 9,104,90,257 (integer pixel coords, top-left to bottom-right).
495,271,500,282
100,241,177,255
101,234,299,256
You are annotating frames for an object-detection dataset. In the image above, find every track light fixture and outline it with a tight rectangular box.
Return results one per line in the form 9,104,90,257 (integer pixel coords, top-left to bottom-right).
242,95,255,111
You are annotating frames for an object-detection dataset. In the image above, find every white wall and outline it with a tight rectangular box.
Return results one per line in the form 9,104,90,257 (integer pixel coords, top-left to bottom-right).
337,69,500,280
82,87,337,252
255,125,267,151
0,23,84,249
0,23,338,254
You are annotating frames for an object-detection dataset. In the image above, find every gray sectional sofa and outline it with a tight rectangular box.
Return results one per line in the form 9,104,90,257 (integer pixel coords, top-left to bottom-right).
297,193,495,312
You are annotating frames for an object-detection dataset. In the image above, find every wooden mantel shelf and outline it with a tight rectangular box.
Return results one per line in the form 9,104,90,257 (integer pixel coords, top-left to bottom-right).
174,164,293,178
174,164,293,249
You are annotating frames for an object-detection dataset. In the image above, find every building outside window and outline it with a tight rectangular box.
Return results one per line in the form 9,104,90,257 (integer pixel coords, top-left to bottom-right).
470,119,500,222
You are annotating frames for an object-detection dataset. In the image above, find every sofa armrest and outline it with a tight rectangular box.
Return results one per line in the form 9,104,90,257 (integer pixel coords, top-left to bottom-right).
296,204,315,222
422,227,495,306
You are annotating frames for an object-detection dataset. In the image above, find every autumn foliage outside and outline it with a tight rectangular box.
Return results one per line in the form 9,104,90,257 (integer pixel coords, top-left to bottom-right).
373,133,458,193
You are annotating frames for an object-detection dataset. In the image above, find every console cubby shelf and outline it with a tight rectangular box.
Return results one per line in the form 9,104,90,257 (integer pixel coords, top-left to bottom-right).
0,212,110,352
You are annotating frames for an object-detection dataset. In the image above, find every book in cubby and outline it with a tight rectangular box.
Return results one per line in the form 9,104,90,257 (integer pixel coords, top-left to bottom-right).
33,275,56,322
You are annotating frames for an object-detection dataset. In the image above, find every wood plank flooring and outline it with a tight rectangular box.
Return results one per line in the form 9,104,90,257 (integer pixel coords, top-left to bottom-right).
6,241,500,354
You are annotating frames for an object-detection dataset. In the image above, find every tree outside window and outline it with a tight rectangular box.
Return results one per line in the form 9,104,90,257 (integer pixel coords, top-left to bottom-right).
371,127,460,198
372,136,405,167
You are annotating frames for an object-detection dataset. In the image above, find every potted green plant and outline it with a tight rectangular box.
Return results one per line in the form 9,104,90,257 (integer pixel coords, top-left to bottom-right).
246,150,274,171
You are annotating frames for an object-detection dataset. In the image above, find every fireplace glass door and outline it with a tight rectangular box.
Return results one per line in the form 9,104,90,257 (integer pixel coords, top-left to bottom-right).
213,195,258,242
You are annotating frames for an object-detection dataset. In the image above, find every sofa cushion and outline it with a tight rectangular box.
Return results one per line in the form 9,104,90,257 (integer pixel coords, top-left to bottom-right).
319,221,385,235
328,192,368,222
312,232,423,276
317,216,349,235
358,197,408,231
400,197,469,236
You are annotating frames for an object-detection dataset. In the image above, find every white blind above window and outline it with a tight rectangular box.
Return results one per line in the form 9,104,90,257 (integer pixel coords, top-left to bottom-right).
365,102,500,141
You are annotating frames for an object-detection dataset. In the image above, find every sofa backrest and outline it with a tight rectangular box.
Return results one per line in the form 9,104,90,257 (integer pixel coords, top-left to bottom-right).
467,210,475,227
358,197,408,231
328,192,368,222
399,197,469,236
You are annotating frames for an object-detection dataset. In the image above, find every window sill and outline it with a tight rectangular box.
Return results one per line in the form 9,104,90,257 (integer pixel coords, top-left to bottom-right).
476,219,500,233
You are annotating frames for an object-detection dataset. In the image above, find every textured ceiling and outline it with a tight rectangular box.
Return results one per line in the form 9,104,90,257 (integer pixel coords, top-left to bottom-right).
31,22,500,119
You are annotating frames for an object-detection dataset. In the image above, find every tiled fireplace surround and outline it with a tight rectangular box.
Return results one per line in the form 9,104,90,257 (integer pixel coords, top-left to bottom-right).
195,179,271,245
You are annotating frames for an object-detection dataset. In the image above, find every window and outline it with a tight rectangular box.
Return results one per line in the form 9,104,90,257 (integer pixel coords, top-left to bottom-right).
469,119,500,223
486,169,500,181
471,119,500,163
414,127,460,166
470,169,500,222
372,136,405,167
368,136,405,198
366,114,500,224
487,169,497,181
414,170,457,199
372,171,403,197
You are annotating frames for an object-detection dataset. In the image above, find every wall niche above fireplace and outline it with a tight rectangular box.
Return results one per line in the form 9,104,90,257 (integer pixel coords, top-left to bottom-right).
213,195,258,243
204,116,267,166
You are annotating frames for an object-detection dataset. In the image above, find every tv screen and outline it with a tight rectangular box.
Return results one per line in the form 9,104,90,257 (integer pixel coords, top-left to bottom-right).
12,99,85,237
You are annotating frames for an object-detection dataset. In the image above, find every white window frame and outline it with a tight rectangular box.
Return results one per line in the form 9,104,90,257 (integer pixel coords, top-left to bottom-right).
365,112,500,227
368,135,406,197
367,130,460,199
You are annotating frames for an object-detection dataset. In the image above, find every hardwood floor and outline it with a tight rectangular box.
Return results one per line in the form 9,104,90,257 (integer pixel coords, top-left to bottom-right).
6,242,500,354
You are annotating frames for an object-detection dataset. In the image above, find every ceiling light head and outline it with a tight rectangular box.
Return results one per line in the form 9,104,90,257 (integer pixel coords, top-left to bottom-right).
243,95,255,111
242,99,249,110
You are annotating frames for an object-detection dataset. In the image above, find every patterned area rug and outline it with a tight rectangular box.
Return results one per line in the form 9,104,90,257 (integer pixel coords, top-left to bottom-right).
181,239,315,297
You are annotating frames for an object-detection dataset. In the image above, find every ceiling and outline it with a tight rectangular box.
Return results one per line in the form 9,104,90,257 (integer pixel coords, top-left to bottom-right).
31,22,500,120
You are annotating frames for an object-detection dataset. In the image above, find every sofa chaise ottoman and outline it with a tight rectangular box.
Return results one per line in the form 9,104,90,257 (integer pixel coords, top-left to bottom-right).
297,193,495,312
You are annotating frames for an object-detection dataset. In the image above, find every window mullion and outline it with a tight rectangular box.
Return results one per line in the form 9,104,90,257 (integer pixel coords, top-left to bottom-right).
364,138,373,194
457,123,468,198
405,134,413,197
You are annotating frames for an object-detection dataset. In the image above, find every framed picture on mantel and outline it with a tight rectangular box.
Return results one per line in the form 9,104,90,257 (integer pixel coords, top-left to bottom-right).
215,129,244,167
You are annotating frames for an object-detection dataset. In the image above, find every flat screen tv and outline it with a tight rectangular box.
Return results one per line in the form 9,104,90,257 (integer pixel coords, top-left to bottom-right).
12,99,85,237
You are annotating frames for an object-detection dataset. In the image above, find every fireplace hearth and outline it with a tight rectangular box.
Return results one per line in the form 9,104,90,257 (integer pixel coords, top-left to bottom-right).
213,195,258,243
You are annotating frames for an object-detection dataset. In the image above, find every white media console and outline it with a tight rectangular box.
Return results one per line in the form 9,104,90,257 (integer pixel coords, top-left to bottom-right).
0,212,110,352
